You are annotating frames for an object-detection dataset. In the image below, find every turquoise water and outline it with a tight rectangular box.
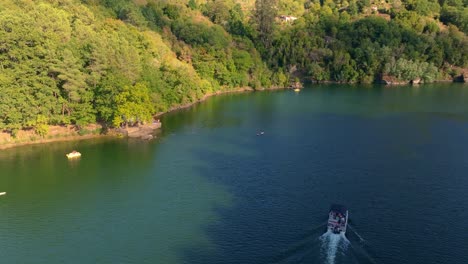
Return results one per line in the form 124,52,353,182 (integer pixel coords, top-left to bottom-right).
0,84,467,263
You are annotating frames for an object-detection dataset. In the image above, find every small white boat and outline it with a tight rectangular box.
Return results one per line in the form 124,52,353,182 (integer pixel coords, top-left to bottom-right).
294,88,300,92
0,192,6,196
327,204,348,234
66,151,81,159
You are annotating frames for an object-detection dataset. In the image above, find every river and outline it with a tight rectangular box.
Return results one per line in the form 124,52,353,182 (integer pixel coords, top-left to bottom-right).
0,84,467,264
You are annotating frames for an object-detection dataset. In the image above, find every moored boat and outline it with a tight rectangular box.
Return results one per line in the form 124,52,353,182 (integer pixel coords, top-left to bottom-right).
294,88,300,92
66,151,81,159
327,204,348,234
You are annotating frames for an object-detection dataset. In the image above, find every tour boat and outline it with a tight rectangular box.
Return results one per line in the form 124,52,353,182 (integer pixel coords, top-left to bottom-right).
327,204,348,234
66,151,81,159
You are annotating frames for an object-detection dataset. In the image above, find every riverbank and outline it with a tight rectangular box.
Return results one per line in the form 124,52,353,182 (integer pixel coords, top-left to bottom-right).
0,124,110,150
0,86,289,150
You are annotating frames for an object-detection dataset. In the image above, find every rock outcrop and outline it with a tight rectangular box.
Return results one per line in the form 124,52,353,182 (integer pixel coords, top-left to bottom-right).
381,75,409,85
411,78,421,84
118,122,162,140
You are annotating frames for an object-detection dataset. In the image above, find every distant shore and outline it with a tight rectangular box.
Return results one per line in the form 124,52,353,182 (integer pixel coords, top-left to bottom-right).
0,86,290,150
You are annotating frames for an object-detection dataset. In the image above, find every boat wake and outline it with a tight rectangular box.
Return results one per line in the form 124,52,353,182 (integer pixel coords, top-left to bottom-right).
320,230,349,264
347,225,380,264
348,225,365,242
269,224,326,264
268,223,378,264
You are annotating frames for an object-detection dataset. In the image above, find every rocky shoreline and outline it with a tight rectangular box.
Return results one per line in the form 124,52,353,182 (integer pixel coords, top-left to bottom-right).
116,122,162,140
0,86,288,150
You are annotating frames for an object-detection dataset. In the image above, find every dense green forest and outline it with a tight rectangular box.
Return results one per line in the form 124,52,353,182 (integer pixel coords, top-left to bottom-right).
266,0,467,83
0,0,466,136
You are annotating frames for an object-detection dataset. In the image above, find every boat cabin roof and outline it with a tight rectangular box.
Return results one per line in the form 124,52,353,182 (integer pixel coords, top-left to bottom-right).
329,204,347,215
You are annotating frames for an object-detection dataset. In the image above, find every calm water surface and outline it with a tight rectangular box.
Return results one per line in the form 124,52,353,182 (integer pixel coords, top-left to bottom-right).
0,84,467,264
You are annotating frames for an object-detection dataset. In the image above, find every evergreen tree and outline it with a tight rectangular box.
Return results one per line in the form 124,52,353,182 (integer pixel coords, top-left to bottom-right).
253,0,278,50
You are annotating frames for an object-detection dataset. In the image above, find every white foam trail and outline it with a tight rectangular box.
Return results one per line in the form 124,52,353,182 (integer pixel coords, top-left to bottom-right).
320,231,349,264
339,233,350,253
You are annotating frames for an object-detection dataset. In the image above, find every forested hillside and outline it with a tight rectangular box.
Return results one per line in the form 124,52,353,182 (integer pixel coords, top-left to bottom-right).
0,0,466,136
264,0,467,83
0,0,281,135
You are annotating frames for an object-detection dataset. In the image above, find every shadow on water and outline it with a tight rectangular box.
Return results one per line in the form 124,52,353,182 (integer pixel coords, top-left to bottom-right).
177,83,468,264
178,137,335,263
173,89,355,264
171,96,317,263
